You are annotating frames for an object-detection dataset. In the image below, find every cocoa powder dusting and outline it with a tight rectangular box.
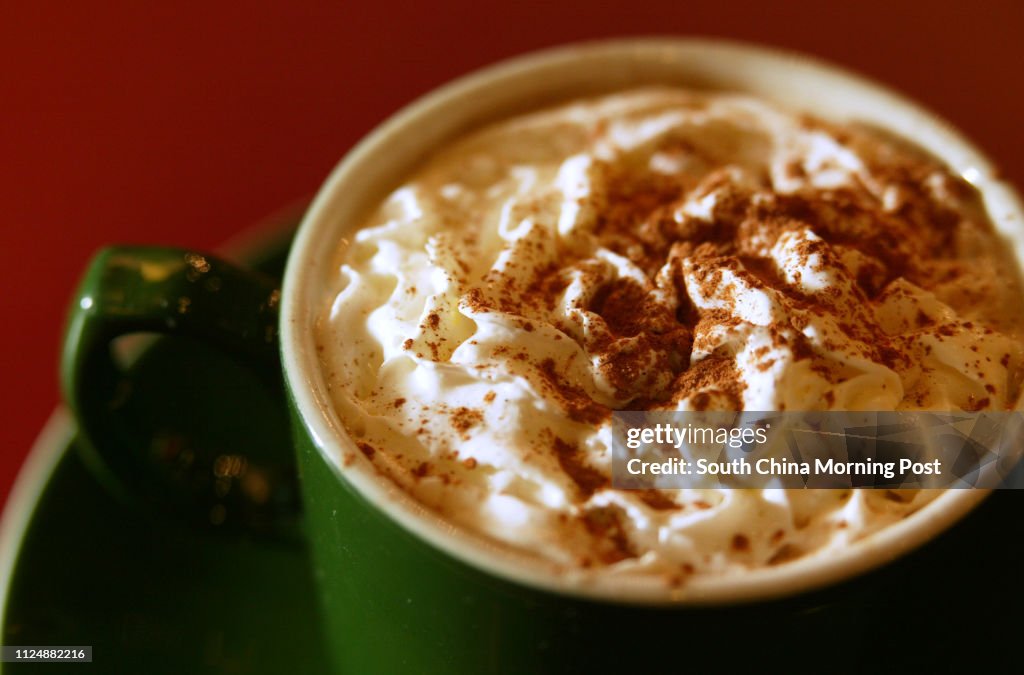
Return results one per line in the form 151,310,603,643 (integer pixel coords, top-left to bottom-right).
450,406,483,439
588,277,693,401
582,505,637,564
552,437,609,498
637,490,681,511
537,359,612,425
667,357,745,410
327,91,1024,577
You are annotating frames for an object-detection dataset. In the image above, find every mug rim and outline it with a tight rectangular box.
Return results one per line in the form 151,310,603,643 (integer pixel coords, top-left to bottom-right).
281,36,1018,605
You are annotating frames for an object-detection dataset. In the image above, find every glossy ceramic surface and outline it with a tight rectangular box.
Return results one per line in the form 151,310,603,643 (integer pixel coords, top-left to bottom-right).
1,222,331,674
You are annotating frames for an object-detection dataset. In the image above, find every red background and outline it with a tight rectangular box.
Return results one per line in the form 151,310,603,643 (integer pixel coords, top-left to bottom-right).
2,2,1022,505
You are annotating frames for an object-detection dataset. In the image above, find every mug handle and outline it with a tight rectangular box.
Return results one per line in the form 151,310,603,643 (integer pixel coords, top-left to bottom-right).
61,246,299,535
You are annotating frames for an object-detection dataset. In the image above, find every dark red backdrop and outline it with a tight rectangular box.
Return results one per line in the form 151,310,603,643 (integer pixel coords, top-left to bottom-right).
2,2,1022,505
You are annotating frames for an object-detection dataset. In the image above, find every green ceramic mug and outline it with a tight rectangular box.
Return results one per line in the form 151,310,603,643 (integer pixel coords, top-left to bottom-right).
62,39,1024,673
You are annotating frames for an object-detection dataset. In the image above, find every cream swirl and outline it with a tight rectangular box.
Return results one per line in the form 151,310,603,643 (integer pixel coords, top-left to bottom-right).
317,88,1024,577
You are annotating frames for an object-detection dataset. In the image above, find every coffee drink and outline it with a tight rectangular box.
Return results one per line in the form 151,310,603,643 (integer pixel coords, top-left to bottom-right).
315,88,1024,581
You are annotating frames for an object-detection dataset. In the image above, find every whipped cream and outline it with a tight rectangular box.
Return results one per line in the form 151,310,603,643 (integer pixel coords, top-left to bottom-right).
317,88,1024,578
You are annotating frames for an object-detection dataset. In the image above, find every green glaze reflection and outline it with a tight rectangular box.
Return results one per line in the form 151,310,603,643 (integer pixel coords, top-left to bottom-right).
60,245,299,536
3,433,329,675
3,223,325,674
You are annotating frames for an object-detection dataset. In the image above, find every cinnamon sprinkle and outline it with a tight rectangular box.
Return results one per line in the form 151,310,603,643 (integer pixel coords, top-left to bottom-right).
552,437,608,498
450,406,483,439
327,91,1024,576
